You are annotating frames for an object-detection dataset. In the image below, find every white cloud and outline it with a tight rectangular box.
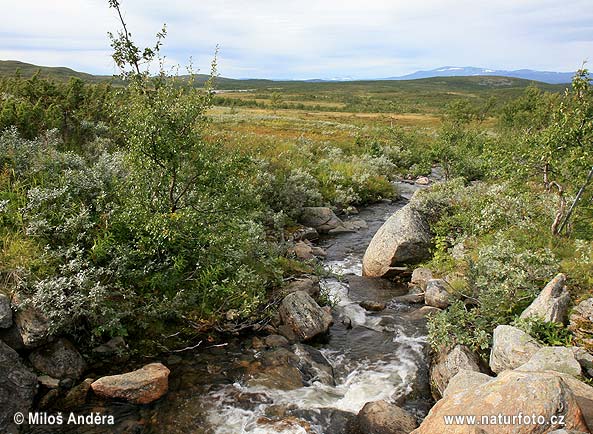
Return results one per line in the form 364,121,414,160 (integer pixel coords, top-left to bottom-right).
1,0,591,78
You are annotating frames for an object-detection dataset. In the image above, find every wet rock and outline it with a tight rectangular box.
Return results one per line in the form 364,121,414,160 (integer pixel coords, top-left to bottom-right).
349,400,417,434
246,345,334,390
443,369,493,397
256,416,311,433
404,306,441,321
413,370,590,434
410,268,433,290
362,204,432,278
38,375,60,389
0,341,38,434
569,298,593,352
29,338,86,380
62,378,94,409
279,291,332,342
520,273,571,324
430,345,483,399
263,334,289,348
489,325,542,374
246,362,303,390
13,298,51,348
516,346,581,377
394,286,425,304
91,363,170,404
294,408,354,434
92,336,128,357
283,277,321,299
424,279,450,309
293,344,335,386
300,207,343,233
0,294,12,329
329,219,368,234
359,300,386,312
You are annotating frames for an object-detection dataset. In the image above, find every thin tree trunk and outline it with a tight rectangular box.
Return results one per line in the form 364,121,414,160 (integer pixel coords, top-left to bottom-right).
557,166,593,235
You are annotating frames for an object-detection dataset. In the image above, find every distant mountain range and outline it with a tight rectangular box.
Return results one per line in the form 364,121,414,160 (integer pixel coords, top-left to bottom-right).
385,66,574,84
0,60,575,85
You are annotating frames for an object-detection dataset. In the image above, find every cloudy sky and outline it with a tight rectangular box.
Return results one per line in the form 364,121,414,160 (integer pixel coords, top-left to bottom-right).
1,0,592,79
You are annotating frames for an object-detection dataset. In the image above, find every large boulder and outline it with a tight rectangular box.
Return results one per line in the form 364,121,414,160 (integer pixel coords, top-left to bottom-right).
91,363,170,404
443,369,493,397
520,273,571,324
412,370,590,434
299,207,343,233
279,291,332,342
424,279,450,309
0,294,12,329
516,346,581,377
569,298,593,352
362,204,432,278
29,338,86,380
430,345,483,399
0,341,38,434
349,400,417,434
489,325,542,374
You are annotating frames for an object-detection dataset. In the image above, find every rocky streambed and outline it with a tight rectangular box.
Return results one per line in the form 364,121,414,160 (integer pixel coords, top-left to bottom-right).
3,181,437,434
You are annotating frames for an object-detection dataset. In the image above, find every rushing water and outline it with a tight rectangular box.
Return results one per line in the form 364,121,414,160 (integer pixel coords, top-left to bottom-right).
29,183,433,434
188,193,433,434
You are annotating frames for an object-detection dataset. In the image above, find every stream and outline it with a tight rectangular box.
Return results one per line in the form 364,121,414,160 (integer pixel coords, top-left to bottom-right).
29,182,433,434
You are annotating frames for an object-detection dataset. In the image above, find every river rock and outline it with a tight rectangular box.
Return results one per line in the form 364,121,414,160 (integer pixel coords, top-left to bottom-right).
0,294,12,329
520,273,571,324
263,334,289,348
404,306,441,321
430,345,483,399
359,300,386,312
245,345,334,390
0,341,38,434
424,279,450,309
29,338,86,380
283,277,321,299
443,369,493,397
569,298,593,352
300,207,343,233
412,370,590,434
13,297,51,348
290,226,319,242
516,346,581,377
292,241,315,260
348,400,417,434
279,291,332,342
62,378,94,409
394,286,425,304
362,204,432,278
489,325,542,374
38,375,60,389
91,363,170,404
410,268,433,290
